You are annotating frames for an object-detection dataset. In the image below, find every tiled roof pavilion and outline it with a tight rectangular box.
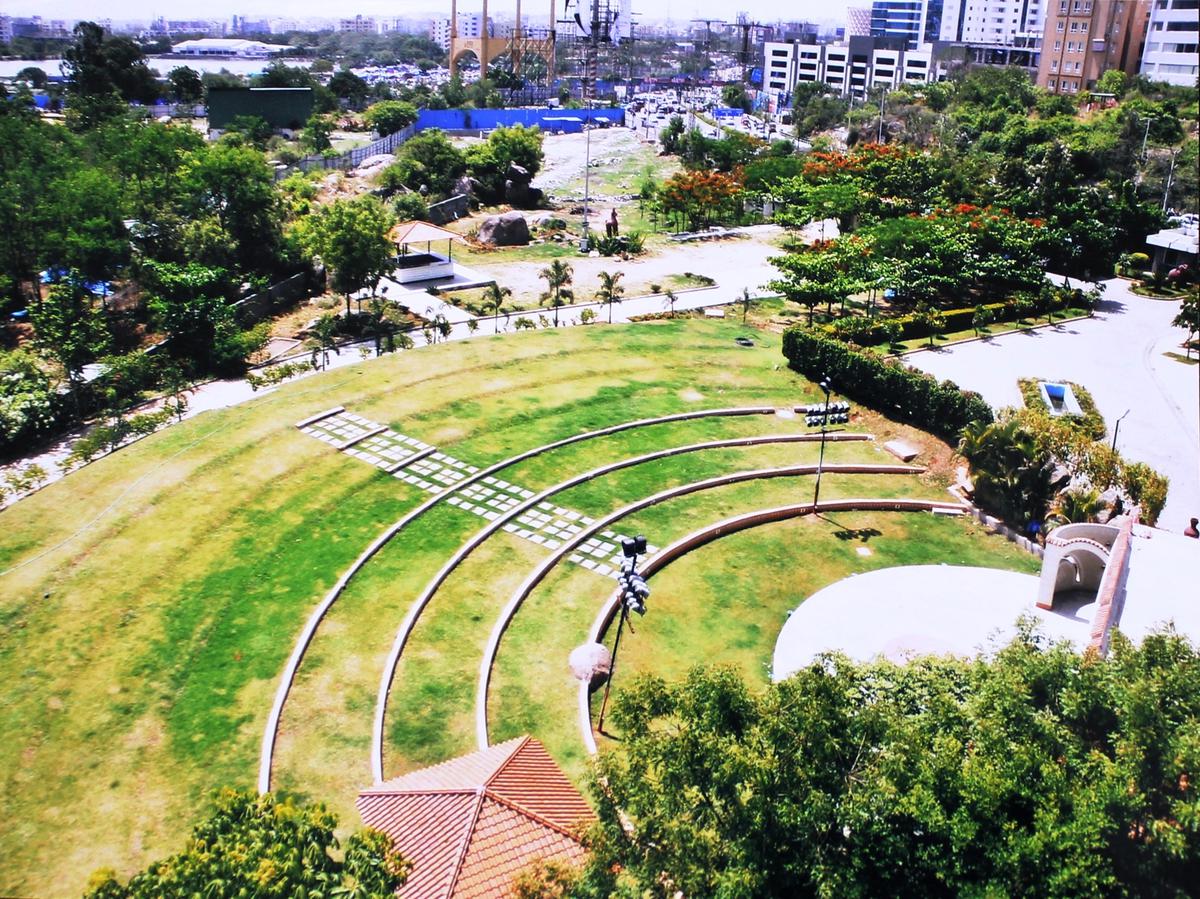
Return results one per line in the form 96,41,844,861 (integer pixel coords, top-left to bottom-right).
357,736,595,898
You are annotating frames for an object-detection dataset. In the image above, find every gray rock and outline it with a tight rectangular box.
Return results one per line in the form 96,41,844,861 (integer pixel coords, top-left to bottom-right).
478,211,531,246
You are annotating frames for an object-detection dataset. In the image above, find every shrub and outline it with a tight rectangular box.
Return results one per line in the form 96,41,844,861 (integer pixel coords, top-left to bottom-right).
393,192,428,221
514,316,537,330
246,360,316,392
1122,461,1168,525
782,328,993,440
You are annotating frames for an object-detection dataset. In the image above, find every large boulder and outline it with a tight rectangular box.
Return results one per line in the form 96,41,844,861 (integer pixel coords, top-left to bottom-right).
478,211,531,247
504,163,543,208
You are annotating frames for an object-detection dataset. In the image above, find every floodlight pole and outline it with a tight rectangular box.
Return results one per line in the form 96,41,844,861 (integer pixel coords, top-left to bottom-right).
813,378,832,508
596,601,627,734
598,538,646,735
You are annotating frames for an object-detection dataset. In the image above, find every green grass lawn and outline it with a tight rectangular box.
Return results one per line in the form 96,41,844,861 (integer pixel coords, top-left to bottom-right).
0,317,1033,897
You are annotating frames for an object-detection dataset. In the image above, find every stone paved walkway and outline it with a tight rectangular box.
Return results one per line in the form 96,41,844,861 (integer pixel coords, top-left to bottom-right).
299,408,659,576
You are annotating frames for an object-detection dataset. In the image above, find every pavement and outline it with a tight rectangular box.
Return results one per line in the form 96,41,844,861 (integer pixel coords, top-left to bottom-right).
771,565,1064,678
906,277,1199,533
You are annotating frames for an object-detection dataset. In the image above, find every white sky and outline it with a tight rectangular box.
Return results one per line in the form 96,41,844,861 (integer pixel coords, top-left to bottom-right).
4,0,856,29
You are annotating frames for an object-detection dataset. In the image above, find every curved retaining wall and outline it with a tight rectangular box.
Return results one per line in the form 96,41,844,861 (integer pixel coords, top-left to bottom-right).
369,432,871,781
473,466,928,753
573,497,970,755
259,403,812,792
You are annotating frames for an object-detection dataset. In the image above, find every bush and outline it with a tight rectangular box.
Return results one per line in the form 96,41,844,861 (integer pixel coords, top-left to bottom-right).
392,192,428,221
823,291,1077,348
0,353,60,453
246,359,316,392
1122,461,1168,525
781,328,993,440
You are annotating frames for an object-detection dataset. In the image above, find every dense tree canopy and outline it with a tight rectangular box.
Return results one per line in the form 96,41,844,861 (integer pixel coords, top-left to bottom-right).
84,789,407,899
581,629,1200,897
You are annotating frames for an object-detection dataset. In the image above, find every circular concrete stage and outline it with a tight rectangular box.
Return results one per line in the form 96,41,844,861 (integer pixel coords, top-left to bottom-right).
772,565,1088,681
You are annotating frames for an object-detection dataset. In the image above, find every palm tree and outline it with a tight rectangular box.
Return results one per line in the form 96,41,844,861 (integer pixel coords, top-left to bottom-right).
364,297,398,356
1048,488,1107,527
539,260,574,327
596,270,625,323
663,289,679,317
305,314,340,370
484,282,513,334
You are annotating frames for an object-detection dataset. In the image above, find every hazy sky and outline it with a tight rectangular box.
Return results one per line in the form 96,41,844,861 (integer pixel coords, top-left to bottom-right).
4,0,857,28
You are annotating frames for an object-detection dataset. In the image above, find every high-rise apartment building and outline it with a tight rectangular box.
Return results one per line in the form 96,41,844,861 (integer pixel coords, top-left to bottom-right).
870,0,955,47
1037,0,1151,93
1140,0,1199,85
339,15,377,34
763,35,934,101
943,0,1046,44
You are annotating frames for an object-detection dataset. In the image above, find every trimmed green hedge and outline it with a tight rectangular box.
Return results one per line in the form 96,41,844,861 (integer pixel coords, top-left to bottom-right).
782,328,994,441
828,290,1086,346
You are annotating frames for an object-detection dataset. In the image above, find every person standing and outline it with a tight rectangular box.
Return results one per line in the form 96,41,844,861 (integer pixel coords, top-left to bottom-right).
608,208,619,238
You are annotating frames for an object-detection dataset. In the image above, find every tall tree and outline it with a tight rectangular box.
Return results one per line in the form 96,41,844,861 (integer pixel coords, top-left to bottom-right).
31,276,109,407
84,789,407,898
61,21,158,128
582,631,1200,898
166,66,204,104
295,195,395,318
183,142,286,277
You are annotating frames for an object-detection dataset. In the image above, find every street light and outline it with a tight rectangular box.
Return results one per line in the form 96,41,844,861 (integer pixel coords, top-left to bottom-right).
597,534,649,734
582,97,593,251
814,378,832,507
1111,408,1131,454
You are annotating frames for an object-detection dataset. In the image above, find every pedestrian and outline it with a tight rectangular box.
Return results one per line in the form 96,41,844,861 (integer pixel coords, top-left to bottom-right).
1185,517,1199,539
608,208,619,238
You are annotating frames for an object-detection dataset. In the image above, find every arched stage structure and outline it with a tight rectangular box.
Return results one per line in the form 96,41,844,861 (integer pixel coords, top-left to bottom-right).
449,0,557,83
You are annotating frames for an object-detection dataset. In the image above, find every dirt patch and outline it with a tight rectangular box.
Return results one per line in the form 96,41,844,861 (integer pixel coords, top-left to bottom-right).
678,388,705,403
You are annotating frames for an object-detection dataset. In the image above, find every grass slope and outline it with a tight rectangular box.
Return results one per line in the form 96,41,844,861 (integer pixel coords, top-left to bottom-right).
0,318,1027,896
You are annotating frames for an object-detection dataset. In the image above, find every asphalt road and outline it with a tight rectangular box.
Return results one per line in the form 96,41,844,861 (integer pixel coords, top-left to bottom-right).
907,278,1199,533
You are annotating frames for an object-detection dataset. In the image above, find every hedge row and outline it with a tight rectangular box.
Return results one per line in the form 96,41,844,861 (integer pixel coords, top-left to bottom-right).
828,290,1081,346
781,328,994,441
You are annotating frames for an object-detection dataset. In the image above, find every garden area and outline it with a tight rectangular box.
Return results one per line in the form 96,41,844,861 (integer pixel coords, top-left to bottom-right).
0,317,1040,897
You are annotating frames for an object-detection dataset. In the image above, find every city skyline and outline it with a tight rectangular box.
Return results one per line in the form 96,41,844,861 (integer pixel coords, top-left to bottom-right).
1,0,858,27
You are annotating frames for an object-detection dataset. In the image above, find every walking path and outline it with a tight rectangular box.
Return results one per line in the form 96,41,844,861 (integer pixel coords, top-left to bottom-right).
907,278,1198,532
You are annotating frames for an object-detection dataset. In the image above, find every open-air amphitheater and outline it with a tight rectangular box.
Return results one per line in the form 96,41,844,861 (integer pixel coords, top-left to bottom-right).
1,318,1114,895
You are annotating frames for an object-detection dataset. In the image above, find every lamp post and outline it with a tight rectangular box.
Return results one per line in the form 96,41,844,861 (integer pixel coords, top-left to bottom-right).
1111,408,1131,454
813,378,832,507
582,96,593,251
597,534,649,734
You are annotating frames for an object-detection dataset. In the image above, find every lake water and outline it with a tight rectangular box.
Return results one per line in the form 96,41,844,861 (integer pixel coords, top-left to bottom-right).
0,55,313,78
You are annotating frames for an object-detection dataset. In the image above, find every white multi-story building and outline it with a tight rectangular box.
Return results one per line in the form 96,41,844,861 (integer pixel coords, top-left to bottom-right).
764,35,935,101
1140,0,1199,86
0,15,13,45
430,12,490,49
339,15,377,34
945,0,1045,43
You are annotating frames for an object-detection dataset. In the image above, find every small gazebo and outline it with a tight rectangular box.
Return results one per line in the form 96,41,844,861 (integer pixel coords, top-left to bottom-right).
388,220,465,285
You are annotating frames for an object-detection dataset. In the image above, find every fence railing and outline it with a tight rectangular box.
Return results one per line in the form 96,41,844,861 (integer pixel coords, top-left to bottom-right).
273,124,416,181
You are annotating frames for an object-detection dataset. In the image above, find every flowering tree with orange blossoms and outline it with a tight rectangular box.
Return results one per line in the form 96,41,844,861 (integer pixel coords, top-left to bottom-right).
659,169,744,231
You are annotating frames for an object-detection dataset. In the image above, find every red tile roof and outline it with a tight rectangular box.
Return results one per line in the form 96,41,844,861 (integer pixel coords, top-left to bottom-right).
357,736,595,899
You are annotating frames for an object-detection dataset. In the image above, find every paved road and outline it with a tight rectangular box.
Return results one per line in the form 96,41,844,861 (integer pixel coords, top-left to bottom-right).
907,278,1199,533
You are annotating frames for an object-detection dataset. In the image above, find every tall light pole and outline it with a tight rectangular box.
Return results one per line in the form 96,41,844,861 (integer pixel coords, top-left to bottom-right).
597,534,649,735
1111,408,1131,454
582,96,593,251
1162,149,1178,214
813,378,832,507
